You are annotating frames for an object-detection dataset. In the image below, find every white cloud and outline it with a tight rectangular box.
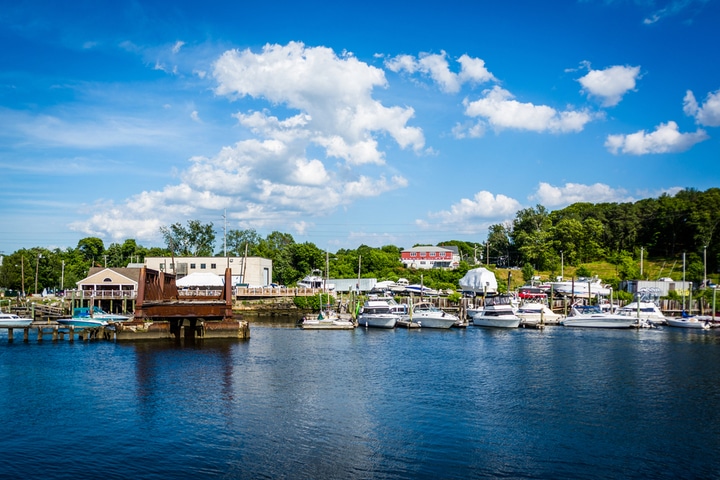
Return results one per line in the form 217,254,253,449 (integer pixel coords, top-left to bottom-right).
418,191,522,233
214,41,425,155
172,41,185,54
605,120,708,154
531,182,635,207
464,86,595,133
190,110,200,122
578,64,641,107
683,89,720,126
385,51,495,93
75,42,422,243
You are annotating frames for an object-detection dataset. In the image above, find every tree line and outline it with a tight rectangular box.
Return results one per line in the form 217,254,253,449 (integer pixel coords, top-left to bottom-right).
0,187,717,295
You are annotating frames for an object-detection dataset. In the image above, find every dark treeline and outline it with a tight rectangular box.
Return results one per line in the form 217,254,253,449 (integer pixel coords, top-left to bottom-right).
1,188,718,294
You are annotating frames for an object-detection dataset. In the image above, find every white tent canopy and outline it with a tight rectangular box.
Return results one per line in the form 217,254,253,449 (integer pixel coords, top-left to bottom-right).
176,272,225,287
458,268,498,294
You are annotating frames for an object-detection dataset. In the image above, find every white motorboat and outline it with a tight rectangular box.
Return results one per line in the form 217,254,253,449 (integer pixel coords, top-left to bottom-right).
515,296,563,326
466,304,483,319
297,269,335,290
402,302,458,329
301,310,355,329
389,278,409,294
404,284,439,296
0,313,34,328
617,301,668,325
562,305,637,328
358,300,400,328
551,277,611,297
666,315,712,330
473,295,521,328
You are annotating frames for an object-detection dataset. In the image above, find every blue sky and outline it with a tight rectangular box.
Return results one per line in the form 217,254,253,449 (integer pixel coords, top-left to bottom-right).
1,0,719,254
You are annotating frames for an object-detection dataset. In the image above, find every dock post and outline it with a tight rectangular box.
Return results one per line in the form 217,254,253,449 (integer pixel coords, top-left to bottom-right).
69,326,74,343
23,327,29,343
7,327,13,343
51,327,58,342
37,327,43,342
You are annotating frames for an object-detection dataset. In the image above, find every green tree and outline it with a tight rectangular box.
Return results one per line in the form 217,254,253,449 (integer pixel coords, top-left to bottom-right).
511,205,553,270
226,228,262,256
160,220,216,256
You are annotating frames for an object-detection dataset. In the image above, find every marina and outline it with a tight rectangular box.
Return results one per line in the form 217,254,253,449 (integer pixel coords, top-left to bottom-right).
2,321,720,479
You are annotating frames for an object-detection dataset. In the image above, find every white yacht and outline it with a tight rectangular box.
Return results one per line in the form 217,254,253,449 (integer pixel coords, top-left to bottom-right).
0,313,34,328
617,301,667,325
515,296,563,327
473,295,521,328
551,277,611,297
402,302,458,329
358,300,400,328
562,305,637,328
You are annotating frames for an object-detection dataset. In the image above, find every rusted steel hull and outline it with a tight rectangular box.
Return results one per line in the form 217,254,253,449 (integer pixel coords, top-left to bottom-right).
121,267,247,340
133,267,235,323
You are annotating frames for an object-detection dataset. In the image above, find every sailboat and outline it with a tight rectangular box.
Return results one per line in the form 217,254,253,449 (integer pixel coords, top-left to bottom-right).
302,252,354,329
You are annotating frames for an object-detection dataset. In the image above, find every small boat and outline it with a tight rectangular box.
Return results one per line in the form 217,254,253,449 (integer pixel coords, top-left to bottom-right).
0,313,34,328
402,302,458,329
562,305,636,328
551,276,611,297
666,313,712,330
57,317,108,328
297,269,335,290
472,295,521,328
301,310,355,329
404,284,439,296
358,300,400,328
617,300,667,325
72,307,131,322
516,296,563,327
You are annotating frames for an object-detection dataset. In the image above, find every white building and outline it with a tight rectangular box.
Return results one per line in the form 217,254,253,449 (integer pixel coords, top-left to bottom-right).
144,256,273,287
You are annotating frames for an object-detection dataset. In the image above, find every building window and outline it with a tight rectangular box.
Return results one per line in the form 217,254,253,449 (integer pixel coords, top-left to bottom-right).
200,263,206,269
211,263,217,269
410,252,416,257
190,263,196,269
430,252,436,257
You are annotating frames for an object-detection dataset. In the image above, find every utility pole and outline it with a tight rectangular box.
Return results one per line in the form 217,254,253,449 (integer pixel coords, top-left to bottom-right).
35,254,41,295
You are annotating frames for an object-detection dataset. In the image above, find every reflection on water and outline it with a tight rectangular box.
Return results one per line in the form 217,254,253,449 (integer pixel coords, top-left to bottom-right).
0,325,719,479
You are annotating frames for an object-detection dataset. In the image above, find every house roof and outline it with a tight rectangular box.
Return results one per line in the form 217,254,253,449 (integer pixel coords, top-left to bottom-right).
402,246,454,253
78,267,141,286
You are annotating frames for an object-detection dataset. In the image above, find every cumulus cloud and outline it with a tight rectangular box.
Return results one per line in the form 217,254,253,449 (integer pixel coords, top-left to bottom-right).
578,64,641,107
385,51,495,93
531,182,635,207
416,191,522,234
214,42,424,155
463,86,595,134
76,42,421,242
683,89,720,126
605,120,708,154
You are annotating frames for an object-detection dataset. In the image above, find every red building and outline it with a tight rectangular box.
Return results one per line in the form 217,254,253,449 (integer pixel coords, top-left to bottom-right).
400,246,460,270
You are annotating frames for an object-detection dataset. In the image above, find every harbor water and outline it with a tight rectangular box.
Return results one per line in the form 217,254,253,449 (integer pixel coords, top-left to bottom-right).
1,320,719,479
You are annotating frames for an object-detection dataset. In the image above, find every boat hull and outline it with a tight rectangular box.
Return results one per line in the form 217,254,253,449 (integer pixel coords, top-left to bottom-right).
412,315,458,329
562,318,635,328
666,317,711,329
57,318,108,328
0,320,34,328
472,315,521,328
358,314,397,328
